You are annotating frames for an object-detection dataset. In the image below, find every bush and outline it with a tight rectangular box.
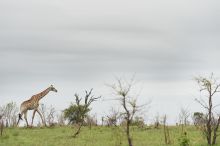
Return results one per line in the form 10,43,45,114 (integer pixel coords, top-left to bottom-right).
178,132,190,146
131,116,145,128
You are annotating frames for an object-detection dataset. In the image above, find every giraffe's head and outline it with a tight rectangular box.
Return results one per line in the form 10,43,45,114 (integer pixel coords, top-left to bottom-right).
49,85,58,92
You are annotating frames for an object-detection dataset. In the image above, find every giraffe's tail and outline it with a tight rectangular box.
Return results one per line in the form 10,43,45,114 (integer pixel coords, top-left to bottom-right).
18,113,22,121
17,113,23,126
18,113,23,120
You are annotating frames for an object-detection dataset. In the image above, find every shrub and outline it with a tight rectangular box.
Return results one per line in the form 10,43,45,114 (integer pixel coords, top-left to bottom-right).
178,132,190,146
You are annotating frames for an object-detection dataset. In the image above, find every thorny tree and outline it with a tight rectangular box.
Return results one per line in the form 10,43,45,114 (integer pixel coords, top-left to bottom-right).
154,113,160,129
106,107,120,127
108,76,149,146
45,106,56,127
179,107,190,134
39,104,47,126
39,104,56,127
57,112,65,126
162,115,171,145
64,89,101,138
195,74,220,145
85,114,97,129
179,107,190,126
1,102,18,127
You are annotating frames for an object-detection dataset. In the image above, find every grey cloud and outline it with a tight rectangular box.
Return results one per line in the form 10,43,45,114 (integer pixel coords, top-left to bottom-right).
1,0,220,123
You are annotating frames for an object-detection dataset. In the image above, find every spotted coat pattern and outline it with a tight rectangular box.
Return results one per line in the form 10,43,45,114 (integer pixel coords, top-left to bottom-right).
17,85,57,127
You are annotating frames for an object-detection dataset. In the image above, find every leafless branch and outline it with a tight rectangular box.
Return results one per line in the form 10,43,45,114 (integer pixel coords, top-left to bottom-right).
195,98,209,110
74,94,82,106
107,75,149,146
213,104,220,110
211,84,220,97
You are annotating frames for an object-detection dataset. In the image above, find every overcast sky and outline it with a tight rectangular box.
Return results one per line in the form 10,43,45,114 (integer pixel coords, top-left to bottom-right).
1,0,220,124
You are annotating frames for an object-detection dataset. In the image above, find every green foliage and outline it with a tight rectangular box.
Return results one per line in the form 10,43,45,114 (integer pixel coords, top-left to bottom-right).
192,112,206,126
63,104,90,124
178,132,190,146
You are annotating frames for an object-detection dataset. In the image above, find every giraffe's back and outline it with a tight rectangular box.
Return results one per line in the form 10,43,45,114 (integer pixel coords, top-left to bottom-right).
20,96,39,112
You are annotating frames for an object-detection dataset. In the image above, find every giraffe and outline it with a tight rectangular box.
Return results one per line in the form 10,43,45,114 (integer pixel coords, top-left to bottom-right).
17,85,58,127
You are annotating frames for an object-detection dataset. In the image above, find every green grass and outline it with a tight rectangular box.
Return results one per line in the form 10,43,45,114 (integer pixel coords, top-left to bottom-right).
0,126,219,146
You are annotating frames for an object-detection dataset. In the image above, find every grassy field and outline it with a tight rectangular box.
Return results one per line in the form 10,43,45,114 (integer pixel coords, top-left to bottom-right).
0,126,218,146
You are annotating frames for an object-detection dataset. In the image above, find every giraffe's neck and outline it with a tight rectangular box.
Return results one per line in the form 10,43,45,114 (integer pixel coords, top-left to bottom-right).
35,87,51,101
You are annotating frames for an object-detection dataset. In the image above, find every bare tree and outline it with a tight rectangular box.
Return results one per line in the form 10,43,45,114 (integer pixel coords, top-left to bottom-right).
0,107,5,136
179,107,190,126
106,107,120,127
154,113,160,129
0,114,3,136
46,105,56,127
108,76,149,146
85,114,97,129
162,115,171,145
1,102,18,127
57,112,65,126
179,107,190,134
195,73,220,145
132,116,145,129
39,103,47,126
39,104,57,127
64,88,101,138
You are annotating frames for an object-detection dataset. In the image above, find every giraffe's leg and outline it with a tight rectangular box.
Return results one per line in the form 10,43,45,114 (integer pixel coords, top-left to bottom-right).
36,109,46,126
24,111,29,127
31,109,37,127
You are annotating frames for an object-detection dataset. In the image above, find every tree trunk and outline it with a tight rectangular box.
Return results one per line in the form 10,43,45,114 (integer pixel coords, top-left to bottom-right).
0,121,3,136
164,123,167,144
73,123,83,138
207,92,212,145
128,137,132,146
126,119,133,146
212,117,220,145
163,115,171,144
212,132,217,145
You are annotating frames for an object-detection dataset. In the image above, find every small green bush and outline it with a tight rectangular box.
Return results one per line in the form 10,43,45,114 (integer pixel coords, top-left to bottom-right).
178,132,190,146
